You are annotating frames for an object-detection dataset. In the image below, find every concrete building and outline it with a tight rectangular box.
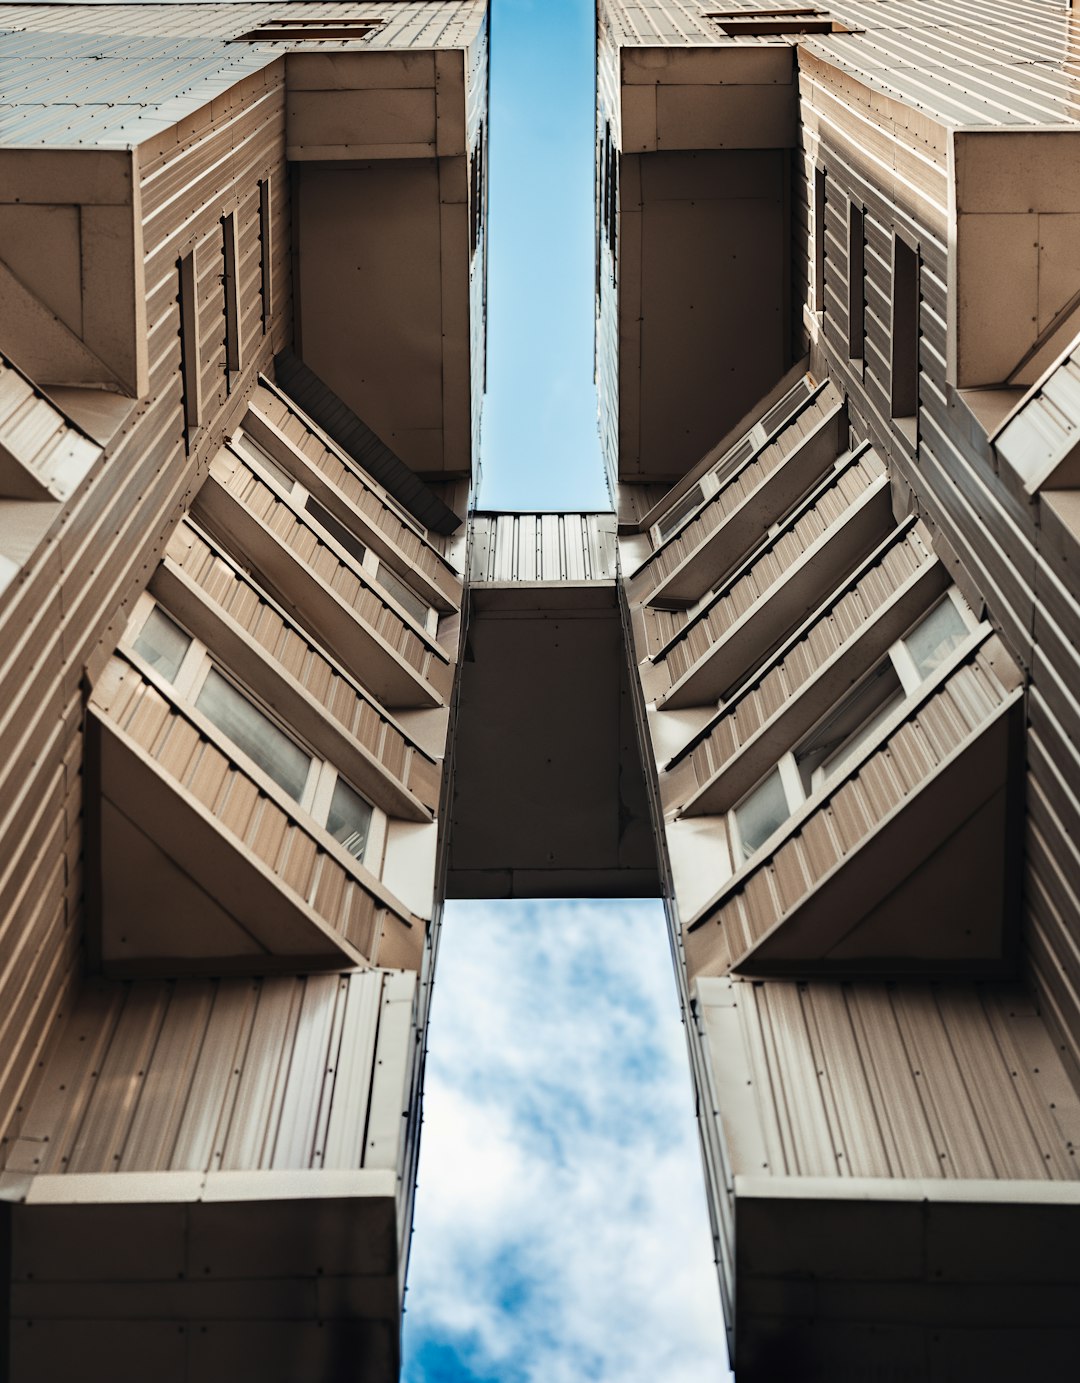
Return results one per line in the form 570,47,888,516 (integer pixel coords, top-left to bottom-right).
0,1,1079,1380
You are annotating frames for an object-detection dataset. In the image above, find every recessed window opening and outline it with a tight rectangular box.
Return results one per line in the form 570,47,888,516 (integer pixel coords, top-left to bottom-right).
813,165,826,314
258,178,273,332
229,426,438,633
124,597,383,866
222,211,241,378
847,201,865,362
178,248,201,438
650,378,812,546
196,666,312,800
233,18,385,42
729,592,975,865
890,233,920,424
705,8,852,35
232,431,294,490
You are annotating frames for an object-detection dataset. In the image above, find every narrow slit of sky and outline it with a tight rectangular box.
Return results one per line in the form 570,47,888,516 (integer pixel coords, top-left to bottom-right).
405,4,729,1381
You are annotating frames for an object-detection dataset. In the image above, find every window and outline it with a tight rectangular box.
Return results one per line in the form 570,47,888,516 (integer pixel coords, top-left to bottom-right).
470,122,485,255
178,247,201,436
730,593,975,865
813,165,826,314
650,378,812,545
228,425,438,632
124,597,384,867
705,8,853,35
222,211,241,377
259,177,273,333
890,233,920,424
196,667,311,801
233,18,383,41
847,201,865,361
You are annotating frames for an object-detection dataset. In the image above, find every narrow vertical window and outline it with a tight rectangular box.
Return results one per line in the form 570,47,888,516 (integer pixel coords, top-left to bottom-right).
259,175,273,332
813,165,826,313
847,200,865,360
178,247,201,435
222,211,241,377
890,233,919,420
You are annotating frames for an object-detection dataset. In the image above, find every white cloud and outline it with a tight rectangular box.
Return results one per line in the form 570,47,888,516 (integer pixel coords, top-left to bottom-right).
403,899,731,1383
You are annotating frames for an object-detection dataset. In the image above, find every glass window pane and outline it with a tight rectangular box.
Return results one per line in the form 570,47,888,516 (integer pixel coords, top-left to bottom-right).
375,563,431,626
758,378,810,439
305,495,367,567
796,661,905,794
327,777,373,862
656,484,705,542
233,432,295,491
904,597,968,680
709,436,754,490
196,668,310,800
133,606,191,683
734,767,790,863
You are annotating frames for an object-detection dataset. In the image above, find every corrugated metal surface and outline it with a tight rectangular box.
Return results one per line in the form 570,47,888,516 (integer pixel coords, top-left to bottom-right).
91,654,418,961
0,45,289,1147
995,333,1080,493
0,32,278,147
697,975,1080,1181
666,523,937,802
631,382,840,596
199,450,453,700
0,2,485,46
648,446,887,679
273,350,463,538
599,0,1080,129
469,511,618,583
690,637,1014,970
4,968,411,1175
0,351,100,499
161,520,441,812
251,379,462,599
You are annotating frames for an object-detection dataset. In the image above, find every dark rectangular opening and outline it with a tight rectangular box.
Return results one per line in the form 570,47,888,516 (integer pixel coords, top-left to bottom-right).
178,249,201,439
813,166,826,313
259,177,273,333
222,211,241,378
890,234,919,420
847,201,864,361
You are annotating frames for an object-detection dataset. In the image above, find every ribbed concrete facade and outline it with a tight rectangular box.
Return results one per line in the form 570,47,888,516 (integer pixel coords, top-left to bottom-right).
2,0,1080,1379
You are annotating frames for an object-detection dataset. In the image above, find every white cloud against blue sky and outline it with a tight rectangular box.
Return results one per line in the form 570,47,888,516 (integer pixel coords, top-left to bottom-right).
402,901,730,1383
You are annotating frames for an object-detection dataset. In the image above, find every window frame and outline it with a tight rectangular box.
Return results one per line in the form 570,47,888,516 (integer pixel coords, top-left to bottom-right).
648,378,812,547
729,589,979,868
228,426,439,635
847,198,865,363
890,230,920,434
122,594,387,870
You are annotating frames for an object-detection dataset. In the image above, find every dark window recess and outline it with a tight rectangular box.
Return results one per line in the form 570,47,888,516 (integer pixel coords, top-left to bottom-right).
222,211,241,378
704,8,853,34
259,177,273,333
233,19,383,41
471,123,485,254
813,166,826,313
890,235,920,419
304,495,368,568
178,248,201,438
847,202,865,361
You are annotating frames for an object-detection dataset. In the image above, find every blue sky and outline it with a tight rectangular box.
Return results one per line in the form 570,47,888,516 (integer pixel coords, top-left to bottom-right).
476,0,609,511
402,903,729,1383
403,3,730,1379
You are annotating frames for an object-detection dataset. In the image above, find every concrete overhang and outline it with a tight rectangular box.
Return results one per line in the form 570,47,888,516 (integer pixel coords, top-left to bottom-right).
0,149,147,399
695,973,1080,1382
447,513,660,898
611,45,799,485
286,24,487,484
